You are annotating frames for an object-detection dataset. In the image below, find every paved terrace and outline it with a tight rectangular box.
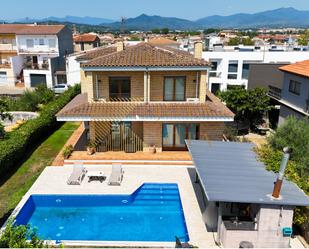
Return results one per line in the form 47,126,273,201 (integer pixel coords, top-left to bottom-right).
15,164,217,248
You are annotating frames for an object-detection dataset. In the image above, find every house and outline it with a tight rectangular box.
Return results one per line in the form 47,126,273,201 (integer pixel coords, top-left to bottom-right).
66,46,117,86
187,140,309,248
0,24,73,88
57,42,234,153
73,33,100,52
278,60,309,124
203,46,309,93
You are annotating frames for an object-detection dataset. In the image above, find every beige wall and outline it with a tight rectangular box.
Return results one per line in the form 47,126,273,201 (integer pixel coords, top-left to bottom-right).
84,70,208,102
89,121,225,152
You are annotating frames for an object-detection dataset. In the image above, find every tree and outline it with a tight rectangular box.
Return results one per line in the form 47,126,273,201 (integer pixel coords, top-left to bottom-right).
0,219,45,248
242,37,254,45
161,28,169,34
204,28,219,34
151,28,160,34
228,37,242,46
218,87,271,130
268,116,309,178
298,31,309,46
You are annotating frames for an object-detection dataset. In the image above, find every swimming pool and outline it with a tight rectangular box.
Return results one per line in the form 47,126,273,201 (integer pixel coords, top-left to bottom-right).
15,183,189,242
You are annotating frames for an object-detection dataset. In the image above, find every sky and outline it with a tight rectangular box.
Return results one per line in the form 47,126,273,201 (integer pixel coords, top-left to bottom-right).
2,0,309,21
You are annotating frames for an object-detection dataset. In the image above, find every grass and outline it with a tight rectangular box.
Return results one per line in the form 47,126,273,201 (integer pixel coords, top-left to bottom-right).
0,122,79,225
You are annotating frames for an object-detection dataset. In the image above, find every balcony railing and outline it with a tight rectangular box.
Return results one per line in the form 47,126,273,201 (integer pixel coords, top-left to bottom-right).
209,71,221,77
268,85,282,100
0,62,11,68
0,43,16,51
23,62,49,70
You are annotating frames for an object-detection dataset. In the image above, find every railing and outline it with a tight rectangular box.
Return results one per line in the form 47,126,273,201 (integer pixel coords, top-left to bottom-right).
94,97,144,102
0,43,16,51
23,63,49,70
96,124,143,152
0,62,11,68
268,85,282,100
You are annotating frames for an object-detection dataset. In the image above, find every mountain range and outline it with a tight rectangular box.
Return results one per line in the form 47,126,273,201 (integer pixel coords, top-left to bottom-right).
4,8,309,30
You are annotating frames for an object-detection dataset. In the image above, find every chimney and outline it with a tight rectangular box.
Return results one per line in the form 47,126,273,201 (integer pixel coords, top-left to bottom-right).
272,147,290,198
194,41,203,59
116,41,124,52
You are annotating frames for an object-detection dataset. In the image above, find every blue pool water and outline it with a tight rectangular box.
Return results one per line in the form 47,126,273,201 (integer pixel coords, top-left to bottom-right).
15,183,189,242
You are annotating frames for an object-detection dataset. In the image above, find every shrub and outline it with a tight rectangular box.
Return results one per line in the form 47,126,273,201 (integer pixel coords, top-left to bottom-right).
0,84,80,176
0,219,45,248
62,145,74,159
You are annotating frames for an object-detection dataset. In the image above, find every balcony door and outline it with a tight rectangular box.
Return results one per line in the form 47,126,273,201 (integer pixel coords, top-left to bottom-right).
164,76,185,101
162,123,199,150
109,77,130,100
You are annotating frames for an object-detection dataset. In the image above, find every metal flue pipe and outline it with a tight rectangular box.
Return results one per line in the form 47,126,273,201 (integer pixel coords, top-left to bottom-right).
272,147,291,198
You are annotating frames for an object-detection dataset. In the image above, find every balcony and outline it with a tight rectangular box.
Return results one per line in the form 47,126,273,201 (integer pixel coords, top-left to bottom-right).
0,43,16,51
0,62,11,69
268,85,282,100
23,62,49,70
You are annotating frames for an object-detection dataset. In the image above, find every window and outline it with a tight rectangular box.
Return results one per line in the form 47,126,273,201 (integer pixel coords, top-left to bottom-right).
242,63,250,80
48,39,56,48
39,39,45,45
0,72,7,83
162,123,199,150
26,39,34,48
164,76,185,101
228,61,238,79
109,77,130,100
227,84,245,90
211,83,221,95
289,80,301,95
209,61,218,77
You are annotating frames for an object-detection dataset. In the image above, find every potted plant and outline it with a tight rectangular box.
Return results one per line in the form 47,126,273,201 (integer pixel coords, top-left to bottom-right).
149,144,156,154
86,140,96,155
62,145,74,159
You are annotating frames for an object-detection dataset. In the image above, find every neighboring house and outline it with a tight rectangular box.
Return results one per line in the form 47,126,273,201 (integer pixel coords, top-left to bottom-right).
57,42,234,153
203,47,309,93
278,60,309,124
73,34,100,52
0,24,73,88
66,46,117,86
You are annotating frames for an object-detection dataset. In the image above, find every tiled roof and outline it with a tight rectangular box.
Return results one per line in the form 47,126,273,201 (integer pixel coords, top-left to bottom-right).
77,46,117,61
81,42,210,68
57,92,234,120
0,24,65,35
279,60,309,78
74,34,98,43
148,37,180,46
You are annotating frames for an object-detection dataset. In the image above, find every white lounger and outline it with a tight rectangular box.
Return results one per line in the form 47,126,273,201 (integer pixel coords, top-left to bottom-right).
108,164,124,186
67,162,87,185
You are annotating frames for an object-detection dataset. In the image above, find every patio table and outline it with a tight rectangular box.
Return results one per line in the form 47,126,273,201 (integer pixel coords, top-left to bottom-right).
87,171,105,183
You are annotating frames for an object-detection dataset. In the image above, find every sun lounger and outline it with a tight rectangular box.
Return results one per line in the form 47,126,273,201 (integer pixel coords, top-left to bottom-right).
108,164,123,186
67,162,87,185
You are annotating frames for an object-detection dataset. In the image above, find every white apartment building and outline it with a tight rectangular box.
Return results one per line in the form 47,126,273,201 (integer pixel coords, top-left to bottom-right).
0,24,73,89
203,46,309,93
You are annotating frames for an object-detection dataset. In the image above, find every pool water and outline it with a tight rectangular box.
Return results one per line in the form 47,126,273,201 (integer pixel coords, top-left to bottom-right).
15,183,189,242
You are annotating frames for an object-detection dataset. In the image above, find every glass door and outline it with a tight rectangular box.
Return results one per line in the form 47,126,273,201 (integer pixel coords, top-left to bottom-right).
162,124,198,150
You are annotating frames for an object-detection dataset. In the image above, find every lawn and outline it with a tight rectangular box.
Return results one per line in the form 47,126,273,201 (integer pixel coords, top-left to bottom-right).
0,122,79,225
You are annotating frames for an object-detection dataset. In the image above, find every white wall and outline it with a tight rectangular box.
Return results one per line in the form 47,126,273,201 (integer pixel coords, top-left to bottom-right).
203,50,309,91
23,69,53,88
66,55,81,86
16,35,59,55
11,55,24,77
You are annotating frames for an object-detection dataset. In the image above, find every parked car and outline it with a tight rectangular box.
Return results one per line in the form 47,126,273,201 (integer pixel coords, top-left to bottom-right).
52,84,69,94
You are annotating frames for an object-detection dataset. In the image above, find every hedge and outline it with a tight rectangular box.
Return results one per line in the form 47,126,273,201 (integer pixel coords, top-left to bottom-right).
0,85,80,176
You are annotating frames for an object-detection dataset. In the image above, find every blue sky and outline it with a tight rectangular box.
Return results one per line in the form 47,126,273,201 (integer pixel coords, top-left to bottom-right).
2,0,309,21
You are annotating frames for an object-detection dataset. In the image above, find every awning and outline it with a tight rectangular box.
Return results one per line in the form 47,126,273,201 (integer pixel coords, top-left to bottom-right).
186,140,309,206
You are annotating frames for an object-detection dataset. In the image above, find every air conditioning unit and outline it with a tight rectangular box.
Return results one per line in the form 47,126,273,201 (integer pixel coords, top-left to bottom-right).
186,98,199,102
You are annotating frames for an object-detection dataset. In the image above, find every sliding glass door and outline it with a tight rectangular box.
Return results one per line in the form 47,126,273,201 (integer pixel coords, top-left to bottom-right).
162,123,199,150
